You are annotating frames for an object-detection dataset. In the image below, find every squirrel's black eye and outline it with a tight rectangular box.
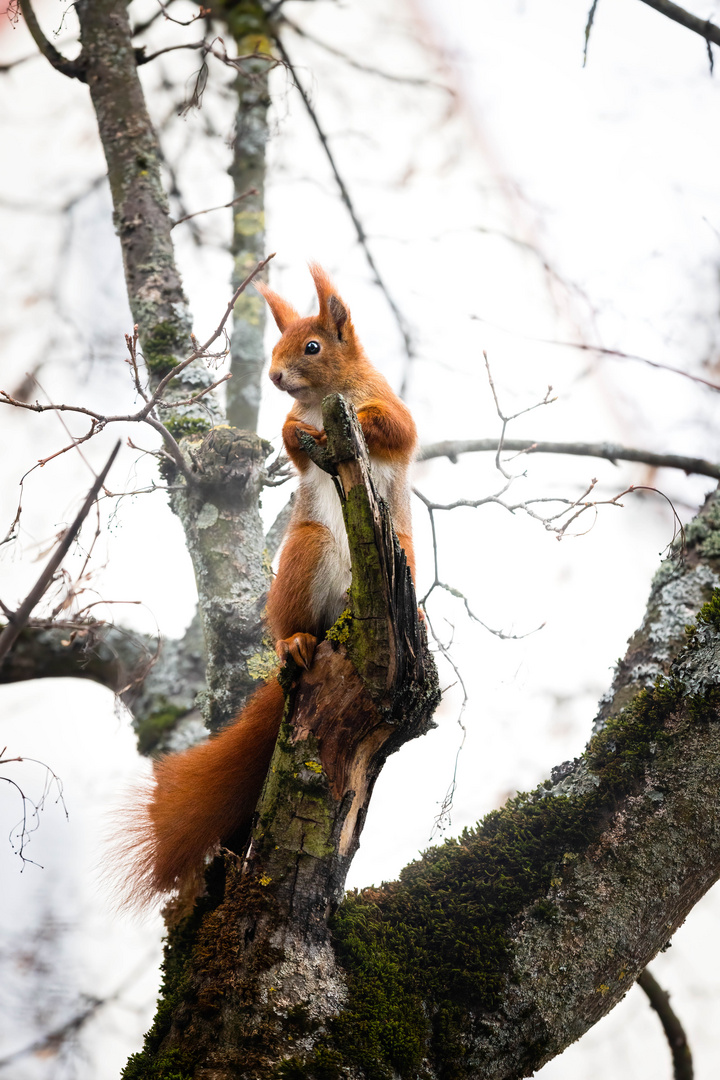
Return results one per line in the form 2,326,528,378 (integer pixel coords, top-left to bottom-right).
304,340,321,355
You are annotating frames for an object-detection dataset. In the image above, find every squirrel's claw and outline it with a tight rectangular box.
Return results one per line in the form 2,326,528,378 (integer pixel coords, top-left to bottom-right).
276,633,318,670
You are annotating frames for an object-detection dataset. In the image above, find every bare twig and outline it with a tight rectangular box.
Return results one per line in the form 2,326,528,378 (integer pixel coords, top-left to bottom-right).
483,351,557,479
638,968,694,1080
422,606,469,839
137,39,208,65
414,485,541,637
0,256,275,476
281,16,454,92
1,751,67,870
171,187,258,228
156,373,232,409
0,441,121,666
0,52,37,74
0,956,156,1066
417,438,720,482
584,0,601,65
273,35,416,394
471,316,720,393
124,325,150,403
18,0,87,81
157,1,210,27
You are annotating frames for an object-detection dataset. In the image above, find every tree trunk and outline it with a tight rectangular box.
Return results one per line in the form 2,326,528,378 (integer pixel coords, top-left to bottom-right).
122,395,440,1079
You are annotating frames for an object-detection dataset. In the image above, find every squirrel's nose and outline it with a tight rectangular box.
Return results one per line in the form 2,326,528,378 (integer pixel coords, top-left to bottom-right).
270,370,283,387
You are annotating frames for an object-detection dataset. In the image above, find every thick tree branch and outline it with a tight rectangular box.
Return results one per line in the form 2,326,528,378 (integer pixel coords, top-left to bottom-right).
418,437,720,481
0,620,155,694
324,488,720,1079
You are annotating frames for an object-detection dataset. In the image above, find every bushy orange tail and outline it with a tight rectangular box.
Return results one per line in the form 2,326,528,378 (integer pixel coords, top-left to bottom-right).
116,678,284,908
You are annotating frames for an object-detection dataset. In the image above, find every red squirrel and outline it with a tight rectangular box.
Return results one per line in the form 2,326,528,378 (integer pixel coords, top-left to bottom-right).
126,265,417,904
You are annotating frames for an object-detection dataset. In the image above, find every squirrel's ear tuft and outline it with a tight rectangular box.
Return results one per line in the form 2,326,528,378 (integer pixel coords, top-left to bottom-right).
254,280,300,333
309,262,351,340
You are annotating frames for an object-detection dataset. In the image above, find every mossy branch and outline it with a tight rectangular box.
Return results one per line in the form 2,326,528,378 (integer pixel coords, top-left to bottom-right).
325,493,720,1079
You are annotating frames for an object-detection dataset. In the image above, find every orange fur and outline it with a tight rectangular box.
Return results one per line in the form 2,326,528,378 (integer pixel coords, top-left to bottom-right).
117,679,284,907
119,266,417,907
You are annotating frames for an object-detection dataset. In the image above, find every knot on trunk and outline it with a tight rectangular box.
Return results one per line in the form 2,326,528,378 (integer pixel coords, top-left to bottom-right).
182,426,273,491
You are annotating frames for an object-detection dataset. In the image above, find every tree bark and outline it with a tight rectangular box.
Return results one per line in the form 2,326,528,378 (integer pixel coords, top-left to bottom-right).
70,1,274,732
223,2,272,433
126,485,720,1079
75,0,221,430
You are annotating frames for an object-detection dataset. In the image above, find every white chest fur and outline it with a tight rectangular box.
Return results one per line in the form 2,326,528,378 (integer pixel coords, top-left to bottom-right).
291,404,408,626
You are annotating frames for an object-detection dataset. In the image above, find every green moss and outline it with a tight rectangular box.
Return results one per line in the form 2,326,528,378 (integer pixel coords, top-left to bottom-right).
233,288,264,327
681,492,720,558
688,589,720,637
143,320,188,377
164,416,211,440
135,701,188,755
122,1047,192,1080
234,209,266,236
120,879,213,1079
327,595,720,1078
325,609,352,646
213,0,272,44
247,641,280,682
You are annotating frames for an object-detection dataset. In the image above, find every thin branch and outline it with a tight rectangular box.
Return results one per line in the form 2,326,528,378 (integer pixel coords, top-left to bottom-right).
0,957,155,1067
636,0,720,48
156,373,232,409
137,38,208,65
1,752,67,869
584,0,601,65
0,52,37,74
149,252,276,402
281,16,453,91
0,441,121,666
422,606,469,840
18,0,87,81
0,256,275,474
157,1,210,27
470,316,720,393
483,351,557,480
638,968,694,1080
171,187,258,228
273,34,416,395
417,438,720,482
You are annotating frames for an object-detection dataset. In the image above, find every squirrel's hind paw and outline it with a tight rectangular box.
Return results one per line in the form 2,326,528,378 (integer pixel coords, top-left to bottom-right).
276,633,318,670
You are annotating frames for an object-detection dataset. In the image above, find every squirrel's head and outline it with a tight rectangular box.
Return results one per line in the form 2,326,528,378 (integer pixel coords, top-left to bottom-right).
256,264,364,405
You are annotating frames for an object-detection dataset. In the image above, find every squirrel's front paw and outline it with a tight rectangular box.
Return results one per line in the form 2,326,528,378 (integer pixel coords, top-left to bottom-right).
276,632,318,670
294,422,326,446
